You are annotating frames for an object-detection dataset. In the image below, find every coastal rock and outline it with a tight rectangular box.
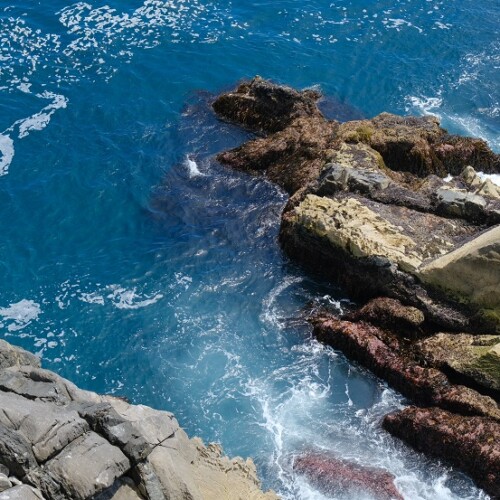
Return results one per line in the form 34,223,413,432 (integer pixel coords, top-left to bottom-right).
347,297,425,338
419,225,500,330
41,432,130,500
0,423,38,478
212,76,323,134
338,113,500,176
383,406,500,498
217,115,338,194
0,392,89,463
0,341,40,371
0,340,277,500
312,314,500,420
461,166,500,199
0,485,45,499
0,474,11,493
294,453,403,500
415,333,500,395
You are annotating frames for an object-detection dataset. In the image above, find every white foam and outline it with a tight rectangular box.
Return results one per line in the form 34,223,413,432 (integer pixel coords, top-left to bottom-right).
16,92,68,139
105,285,163,310
477,172,500,187
0,299,41,331
184,155,204,177
406,94,443,116
0,134,14,176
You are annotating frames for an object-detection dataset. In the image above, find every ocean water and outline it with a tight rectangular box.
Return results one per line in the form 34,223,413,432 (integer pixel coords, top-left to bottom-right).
0,1,498,499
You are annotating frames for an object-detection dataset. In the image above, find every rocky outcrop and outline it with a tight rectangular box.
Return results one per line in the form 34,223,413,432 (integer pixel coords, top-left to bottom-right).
414,333,500,395
418,225,500,327
212,78,500,497
0,340,277,500
214,78,500,334
383,407,500,498
312,313,500,421
293,453,403,500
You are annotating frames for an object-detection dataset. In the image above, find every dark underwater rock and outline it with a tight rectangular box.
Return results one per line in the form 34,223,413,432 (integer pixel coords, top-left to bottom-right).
383,406,500,499
294,453,404,500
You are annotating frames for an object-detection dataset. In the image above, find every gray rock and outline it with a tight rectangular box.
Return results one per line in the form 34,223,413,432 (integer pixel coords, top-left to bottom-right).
43,432,130,500
0,468,7,479
93,477,144,500
6,479,20,487
0,392,89,463
0,485,45,499
318,163,391,196
0,366,101,405
0,423,38,478
0,474,11,493
436,187,488,222
76,402,152,463
0,341,40,371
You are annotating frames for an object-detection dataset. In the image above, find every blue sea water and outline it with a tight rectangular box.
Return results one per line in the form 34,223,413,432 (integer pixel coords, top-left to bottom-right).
0,1,499,498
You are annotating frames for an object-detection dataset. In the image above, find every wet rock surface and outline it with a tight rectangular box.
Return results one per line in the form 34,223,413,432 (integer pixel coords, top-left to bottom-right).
383,407,500,499
0,341,277,500
213,78,500,497
294,453,404,500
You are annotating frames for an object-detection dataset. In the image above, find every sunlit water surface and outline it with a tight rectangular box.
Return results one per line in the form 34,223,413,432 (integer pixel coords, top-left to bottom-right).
1,1,498,498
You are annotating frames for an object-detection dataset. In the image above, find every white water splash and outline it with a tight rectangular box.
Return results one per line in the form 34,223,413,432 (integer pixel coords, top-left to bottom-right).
185,155,204,177
0,134,15,176
105,285,164,310
406,94,500,151
478,172,500,187
0,299,42,332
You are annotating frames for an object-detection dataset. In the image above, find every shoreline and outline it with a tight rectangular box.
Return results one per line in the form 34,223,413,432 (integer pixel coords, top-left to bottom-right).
212,77,500,498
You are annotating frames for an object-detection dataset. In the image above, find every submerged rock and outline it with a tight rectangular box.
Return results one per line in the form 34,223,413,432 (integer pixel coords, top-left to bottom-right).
383,407,500,499
0,341,277,500
294,453,403,500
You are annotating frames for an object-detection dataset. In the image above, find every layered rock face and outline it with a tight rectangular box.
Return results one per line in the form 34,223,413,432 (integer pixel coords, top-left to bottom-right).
213,77,500,497
0,340,277,500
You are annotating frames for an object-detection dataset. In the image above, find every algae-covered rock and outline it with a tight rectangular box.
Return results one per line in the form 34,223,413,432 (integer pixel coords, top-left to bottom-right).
291,194,422,272
383,407,500,499
419,225,500,331
338,113,500,177
213,76,323,134
416,333,500,394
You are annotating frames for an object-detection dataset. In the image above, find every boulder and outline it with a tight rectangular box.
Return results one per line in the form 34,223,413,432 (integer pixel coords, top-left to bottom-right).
93,477,144,500
294,453,403,500
41,432,130,500
0,424,38,478
0,474,11,493
415,333,500,395
419,225,500,330
0,392,89,463
0,485,45,499
383,406,500,498
0,341,40,371
212,76,323,134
